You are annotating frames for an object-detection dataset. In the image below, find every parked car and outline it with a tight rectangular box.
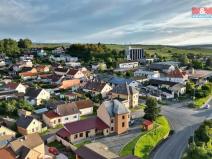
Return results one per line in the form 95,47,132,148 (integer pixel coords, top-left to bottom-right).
203,104,210,109
48,147,59,155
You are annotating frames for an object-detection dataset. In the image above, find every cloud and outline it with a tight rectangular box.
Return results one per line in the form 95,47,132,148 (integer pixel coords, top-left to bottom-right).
0,0,211,45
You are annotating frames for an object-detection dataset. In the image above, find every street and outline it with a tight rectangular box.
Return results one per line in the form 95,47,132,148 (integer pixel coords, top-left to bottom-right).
151,100,212,159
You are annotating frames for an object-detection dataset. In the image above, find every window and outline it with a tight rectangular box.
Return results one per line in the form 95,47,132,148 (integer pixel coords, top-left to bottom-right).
74,134,78,139
32,128,34,132
79,133,83,137
73,115,77,119
122,115,125,119
65,117,69,120
122,122,125,127
111,127,114,131
111,119,114,123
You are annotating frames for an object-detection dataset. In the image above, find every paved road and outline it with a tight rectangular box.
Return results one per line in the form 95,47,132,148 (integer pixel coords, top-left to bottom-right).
95,118,142,154
151,100,212,159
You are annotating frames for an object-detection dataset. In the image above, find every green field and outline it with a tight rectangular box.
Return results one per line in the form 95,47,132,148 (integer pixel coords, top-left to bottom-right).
134,116,170,159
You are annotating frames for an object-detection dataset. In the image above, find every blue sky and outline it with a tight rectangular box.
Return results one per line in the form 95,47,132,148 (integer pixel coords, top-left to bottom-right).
0,0,212,45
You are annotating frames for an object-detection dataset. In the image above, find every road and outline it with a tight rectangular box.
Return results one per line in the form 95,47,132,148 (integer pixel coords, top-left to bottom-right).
151,100,212,159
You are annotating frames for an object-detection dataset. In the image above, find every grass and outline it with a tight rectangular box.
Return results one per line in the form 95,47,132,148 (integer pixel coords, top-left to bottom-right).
47,141,64,149
134,116,170,159
74,140,91,148
194,94,212,108
120,133,144,157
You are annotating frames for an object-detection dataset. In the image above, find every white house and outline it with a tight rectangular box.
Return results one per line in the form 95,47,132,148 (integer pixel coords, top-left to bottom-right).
134,69,160,79
5,82,27,93
25,88,50,105
119,61,139,69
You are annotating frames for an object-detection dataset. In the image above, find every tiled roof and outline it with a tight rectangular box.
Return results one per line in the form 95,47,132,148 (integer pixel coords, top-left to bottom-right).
83,81,107,92
25,87,42,98
44,111,60,119
54,67,69,73
59,79,80,89
16,116,35,129
57,117,109,136
67,69,79,76
112,83,138,95
0,147,16,159
75,99,93,109
5,82,19,89
102,100,129,117
56,103,80,116
168,68,187,78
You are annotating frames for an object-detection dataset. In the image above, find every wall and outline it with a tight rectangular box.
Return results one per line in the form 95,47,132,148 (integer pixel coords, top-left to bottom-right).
115,113,129,134
80,107,93,116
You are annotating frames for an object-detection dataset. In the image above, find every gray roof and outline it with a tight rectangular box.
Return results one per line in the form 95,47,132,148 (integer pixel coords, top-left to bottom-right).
16,116,35,129
149,63,173,71
56,103,80,116
25,87,42,98
103,99,129,117
112,83,138,95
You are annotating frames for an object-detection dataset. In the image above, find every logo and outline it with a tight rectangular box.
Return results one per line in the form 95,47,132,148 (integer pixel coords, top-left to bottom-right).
192,7,212,18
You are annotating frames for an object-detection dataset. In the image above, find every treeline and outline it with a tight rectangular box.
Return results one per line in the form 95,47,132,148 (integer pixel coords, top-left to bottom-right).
66,43,125,68
183,120,212,159
0,38,32,56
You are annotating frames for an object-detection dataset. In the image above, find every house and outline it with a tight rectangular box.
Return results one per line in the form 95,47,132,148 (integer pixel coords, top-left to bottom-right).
0,133,45,159
75,142,139,159
54,67,69,76
59,79,80,90
67,69,85,79
25,88,50,105
75,99,93,116
118,61,139,69
43,102,80,128
167,68,188,83
170,83,186,97
52,47,65,54
62,92,78,101
0,125,16,148
36,65,50,73
75,142,119,159
4,82,27,93
83,81,112,98
16,116,42,135
149,62,175,73
91,63,107,70
39,74,64,85
97,99,130,134
111,83,139,108
56,117,109,143
66,61,81,67
134,69,160,79
142,120,153,131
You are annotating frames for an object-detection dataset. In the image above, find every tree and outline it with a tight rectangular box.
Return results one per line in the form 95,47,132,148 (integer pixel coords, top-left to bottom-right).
0,39,20,56
144,97,160,121
18,38,32,49
206,57,212,68
186,80,195,95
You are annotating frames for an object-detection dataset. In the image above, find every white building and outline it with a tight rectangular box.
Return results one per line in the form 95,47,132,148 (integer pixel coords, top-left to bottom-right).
119,61,139,69
126,46,145,61
134,69,160,79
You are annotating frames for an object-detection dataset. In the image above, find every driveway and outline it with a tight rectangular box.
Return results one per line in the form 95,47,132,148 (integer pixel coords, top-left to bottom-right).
95,118,142,154
151,99,212,159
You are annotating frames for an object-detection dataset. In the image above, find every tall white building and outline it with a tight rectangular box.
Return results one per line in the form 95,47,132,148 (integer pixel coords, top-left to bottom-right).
126,46,145,61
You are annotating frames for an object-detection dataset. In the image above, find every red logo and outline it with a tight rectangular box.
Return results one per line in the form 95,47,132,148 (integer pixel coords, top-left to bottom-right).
192,7,212,15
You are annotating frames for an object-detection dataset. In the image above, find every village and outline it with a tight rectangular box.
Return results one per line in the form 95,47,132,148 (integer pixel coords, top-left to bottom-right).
0,43,211,159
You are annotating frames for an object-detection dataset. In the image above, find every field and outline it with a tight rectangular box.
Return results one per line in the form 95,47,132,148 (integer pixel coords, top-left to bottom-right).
134,116,170,159
32,43,212,58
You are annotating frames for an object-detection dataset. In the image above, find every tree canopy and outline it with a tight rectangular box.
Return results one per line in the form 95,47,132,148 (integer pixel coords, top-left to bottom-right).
18,38,32,49
144,97,160,121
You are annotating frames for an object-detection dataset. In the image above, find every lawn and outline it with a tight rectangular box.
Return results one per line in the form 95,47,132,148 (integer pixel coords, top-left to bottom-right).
74,140,91,148
119,133,144,157
194,94,212,108
134,116,170,159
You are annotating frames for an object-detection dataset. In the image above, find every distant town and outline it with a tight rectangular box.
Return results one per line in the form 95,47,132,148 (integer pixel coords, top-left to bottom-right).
0,38,211,159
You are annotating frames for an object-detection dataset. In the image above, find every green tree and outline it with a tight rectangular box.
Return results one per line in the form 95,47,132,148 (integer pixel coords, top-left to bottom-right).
0,39,20,56
18,38,32,48
186,80,195,95
144,97,160,121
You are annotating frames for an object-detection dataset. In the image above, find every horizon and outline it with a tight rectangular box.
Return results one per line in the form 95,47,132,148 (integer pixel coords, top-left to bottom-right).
0,0,212,45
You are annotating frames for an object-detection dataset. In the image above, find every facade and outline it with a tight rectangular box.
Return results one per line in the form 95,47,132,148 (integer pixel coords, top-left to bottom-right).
149,63,175,73
16,116,42,135
83,81,112,98
43,102,80,128
0,133,45,159
75,99,93,116
126,46,144,61
134,69,160,79
118,61,139,69
67,69,85,79
56,117,110,143
111,83,139,108
97,99,130,135
25,88,50,105
0,125,16,137
4,82,27,93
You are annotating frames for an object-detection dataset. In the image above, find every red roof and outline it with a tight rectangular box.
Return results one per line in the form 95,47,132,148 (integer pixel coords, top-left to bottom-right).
57,117,109,137
143,120,153,126
168,68,187,78
44,111,60,119
5,82,19,89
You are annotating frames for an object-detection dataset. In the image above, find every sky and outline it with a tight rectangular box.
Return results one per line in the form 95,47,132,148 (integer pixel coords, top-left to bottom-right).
0,0,212,45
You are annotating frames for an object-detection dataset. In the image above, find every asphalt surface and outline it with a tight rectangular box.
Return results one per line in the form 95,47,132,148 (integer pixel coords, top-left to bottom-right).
151,100,212,159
